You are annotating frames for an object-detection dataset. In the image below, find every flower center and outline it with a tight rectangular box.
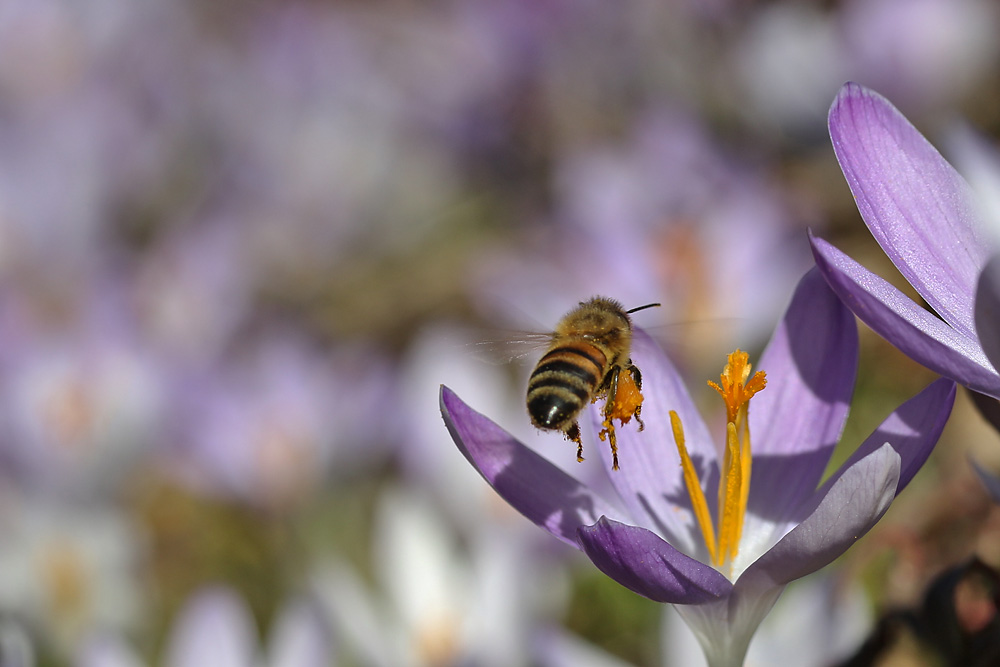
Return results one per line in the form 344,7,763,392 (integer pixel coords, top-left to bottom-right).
670,349,766,571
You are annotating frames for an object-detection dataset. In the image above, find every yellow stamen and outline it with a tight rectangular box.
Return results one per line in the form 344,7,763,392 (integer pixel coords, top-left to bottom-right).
736,403,753,550
717,422,743,563
670,410,717,564
673,350,766,571
708,349,767,424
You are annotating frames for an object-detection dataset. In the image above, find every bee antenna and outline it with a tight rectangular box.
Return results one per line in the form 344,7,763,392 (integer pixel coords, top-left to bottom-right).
626,302,661,314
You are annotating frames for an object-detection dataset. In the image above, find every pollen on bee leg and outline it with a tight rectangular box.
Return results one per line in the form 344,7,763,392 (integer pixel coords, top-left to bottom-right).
606,368,644,424
598,366,644,471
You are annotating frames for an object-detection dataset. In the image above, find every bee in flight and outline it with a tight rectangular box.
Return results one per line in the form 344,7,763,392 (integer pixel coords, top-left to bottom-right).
526,297,660,471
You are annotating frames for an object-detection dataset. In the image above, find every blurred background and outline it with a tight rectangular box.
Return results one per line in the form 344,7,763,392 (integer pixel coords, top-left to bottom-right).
0,0,999,665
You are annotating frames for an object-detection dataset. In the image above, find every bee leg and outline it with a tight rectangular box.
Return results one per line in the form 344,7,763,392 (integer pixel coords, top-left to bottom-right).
600,420,619,471
627,363,646,431
599,366,621,470
634,405,645,432
604,365,621,415
627,362,643,390
567,422,584,462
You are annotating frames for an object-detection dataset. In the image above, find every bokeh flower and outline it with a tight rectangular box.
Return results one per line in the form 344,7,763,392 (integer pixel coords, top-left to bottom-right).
316,486,564,667
0,499,143,657
533,627,637,667
475,108,812,365
73,586,330,667
0,297,164,496
160,587,330,667
163,330,394,510
442,269,954,666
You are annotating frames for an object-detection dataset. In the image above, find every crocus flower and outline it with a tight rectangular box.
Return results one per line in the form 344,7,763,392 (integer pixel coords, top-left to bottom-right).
810,82,1000,397
160,587,331,667
441,269,955,667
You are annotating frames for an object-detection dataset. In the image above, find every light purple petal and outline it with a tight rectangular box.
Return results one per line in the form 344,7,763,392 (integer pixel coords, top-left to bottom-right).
975,254,1000,373
76,635,144,667
577,517,732,604
533,627,638,667
829,82,991,339
748,268,857,523
268,598,332,667
595,329,718,558
164,587,258,667
739,380,952,591
812,235,1000,396
441,386,627,548
737,443,900,595
826,378,955,494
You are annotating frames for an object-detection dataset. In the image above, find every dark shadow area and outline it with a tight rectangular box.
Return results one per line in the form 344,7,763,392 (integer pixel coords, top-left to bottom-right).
832,558,1000,667
969,386,1000,436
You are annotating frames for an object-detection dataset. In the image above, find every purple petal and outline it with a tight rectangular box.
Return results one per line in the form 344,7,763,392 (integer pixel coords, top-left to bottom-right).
577,517,732,604
812,235,1000,396
748,268,857,523
740,378,951,565
595,329,718,559
975,254,1000,373
737,443,900,594
440,386,627,548
829,82,990,338
826,378,955,494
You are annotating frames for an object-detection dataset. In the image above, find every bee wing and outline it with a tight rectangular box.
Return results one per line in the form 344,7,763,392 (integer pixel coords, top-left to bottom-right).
469,331,555,365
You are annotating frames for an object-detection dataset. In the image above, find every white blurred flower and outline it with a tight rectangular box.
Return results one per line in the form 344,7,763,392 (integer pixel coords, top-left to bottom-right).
162,588,330,667
0,620,34,667
316,487,565,667
74,587,331,667
75,634,144,667
533,628,638,667
0,500,143,655
732,4,846,136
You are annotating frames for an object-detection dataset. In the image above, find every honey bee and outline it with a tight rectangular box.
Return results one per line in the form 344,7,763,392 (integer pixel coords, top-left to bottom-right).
526,297,660,470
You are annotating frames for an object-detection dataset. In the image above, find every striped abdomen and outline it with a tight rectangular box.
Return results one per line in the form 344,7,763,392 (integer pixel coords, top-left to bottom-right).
527,342,609,431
